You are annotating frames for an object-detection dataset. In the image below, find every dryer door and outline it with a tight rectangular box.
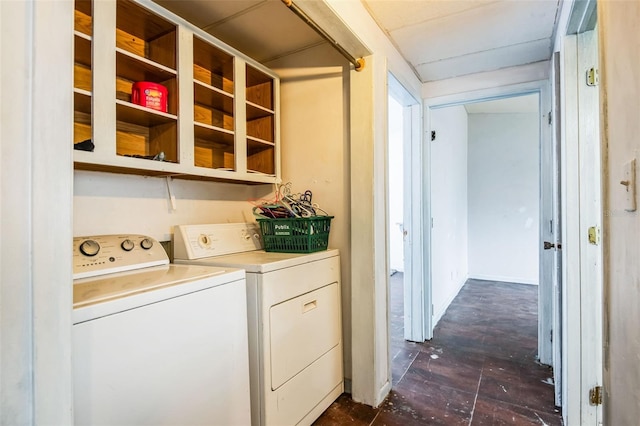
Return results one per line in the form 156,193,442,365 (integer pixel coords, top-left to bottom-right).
269,281,341,390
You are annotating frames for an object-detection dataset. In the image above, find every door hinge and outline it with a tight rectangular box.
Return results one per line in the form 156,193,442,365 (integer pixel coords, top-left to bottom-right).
589,386,603,406
588,226,600,245
431,130,436,141
586,67,599,86
548,111,552,125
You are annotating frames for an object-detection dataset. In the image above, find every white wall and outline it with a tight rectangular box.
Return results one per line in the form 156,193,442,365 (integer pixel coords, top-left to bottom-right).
265,44,353,382
598,1,640,423
430,105,469,324
74,171,270,244
326,0,424,407
467,112,539,284
1,1,74,423
422,62,549,100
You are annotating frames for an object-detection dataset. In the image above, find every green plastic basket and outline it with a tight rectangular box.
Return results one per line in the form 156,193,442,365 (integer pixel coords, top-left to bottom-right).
256,216,334,253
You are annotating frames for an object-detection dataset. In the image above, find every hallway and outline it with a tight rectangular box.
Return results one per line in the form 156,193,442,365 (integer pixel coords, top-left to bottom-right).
314,275,562,425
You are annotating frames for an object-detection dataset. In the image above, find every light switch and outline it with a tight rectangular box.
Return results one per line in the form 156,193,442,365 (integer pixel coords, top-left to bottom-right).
621,158,637,212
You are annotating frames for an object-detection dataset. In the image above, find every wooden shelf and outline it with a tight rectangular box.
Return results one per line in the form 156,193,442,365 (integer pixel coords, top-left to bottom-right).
246,65,274,110
247,146,275,176
193,35,234,94
74,0,92,36
194,138,235,170
195,123,235,146
247,116,274,143
74,89,92,115
116,0,176,69
74,33,92,66
116,49,177,82
247,101,274,119
116,100,177,127
247,136,275,148
194,81,234,115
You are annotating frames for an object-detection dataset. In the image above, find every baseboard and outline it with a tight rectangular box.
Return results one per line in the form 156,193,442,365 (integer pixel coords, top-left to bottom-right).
468,273,538,285
376,380,392,408
432,278,466,326
343,378,352,394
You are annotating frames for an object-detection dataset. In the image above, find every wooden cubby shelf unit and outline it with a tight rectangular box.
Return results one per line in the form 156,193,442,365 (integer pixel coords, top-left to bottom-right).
73,0,280,184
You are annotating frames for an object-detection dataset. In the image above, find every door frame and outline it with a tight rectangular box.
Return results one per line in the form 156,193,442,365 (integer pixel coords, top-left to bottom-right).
423,79,555,366
388,73,426,342
561,29,603,425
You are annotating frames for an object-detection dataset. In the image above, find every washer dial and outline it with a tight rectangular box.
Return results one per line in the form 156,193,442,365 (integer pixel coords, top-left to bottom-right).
140,238,153,250
198,234,212,248
121,239,135,251
79,239,100,257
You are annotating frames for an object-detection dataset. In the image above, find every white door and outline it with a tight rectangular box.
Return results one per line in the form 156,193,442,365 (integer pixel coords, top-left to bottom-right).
551,51,564,406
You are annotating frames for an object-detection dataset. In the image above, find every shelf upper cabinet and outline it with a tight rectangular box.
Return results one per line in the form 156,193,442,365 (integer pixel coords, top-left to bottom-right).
73,0,280,184
73,0,93,146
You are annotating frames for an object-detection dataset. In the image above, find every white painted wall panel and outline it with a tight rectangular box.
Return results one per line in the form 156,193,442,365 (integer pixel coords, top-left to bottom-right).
467,113,540,285
422,62,549,100
598,1,640,424
74,171,270,243
1,1,74,423
266,44,352,382
430,106,469,324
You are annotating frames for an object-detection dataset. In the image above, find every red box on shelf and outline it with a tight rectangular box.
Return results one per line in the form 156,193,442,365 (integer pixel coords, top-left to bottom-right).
131,82,168,112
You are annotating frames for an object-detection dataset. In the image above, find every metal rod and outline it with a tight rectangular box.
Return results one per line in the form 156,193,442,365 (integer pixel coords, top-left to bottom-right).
281,0,365,71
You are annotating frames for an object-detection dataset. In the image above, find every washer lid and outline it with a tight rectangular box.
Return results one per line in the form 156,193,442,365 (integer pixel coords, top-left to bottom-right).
73,264,244,323
176,249,339,273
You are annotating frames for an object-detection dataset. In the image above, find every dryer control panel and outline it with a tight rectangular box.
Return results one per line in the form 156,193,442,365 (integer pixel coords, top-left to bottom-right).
73,234,169,280
173,223,262,260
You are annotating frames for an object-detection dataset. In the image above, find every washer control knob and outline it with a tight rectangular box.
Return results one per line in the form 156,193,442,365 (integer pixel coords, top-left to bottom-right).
198,234,211,248
140,238,153,250
79,239,100,257
121,239,135,251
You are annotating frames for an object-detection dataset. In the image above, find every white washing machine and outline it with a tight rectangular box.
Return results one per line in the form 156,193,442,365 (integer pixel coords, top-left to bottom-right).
173,223,344,426
72,234,251,426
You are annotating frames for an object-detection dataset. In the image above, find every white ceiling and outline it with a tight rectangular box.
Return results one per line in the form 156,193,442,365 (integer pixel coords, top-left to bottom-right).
362,0,562,82
154,0,561,82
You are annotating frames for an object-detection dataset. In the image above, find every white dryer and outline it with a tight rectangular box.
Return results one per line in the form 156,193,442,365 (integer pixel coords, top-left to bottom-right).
72,234,251,426
174,223,344,426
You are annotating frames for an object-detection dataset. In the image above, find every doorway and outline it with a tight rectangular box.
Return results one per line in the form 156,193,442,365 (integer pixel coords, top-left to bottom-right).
387,73,426,345
428,92,541,331
421,80,556,379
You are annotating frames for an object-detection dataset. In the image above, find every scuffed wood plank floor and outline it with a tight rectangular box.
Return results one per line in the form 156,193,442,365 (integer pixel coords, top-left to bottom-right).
314,276,563,425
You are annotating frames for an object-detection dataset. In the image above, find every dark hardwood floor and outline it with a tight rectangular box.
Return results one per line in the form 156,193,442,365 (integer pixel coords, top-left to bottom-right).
314,275,563,425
